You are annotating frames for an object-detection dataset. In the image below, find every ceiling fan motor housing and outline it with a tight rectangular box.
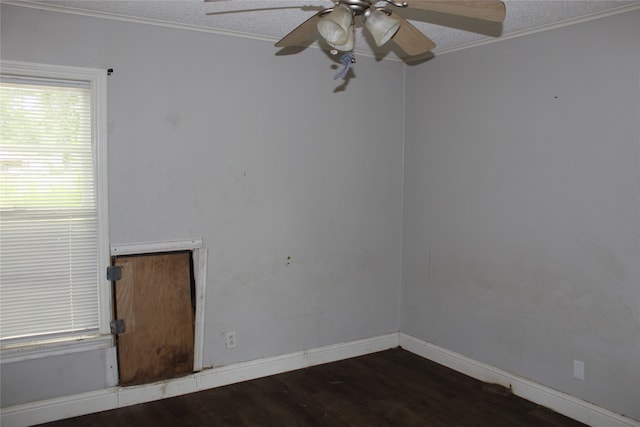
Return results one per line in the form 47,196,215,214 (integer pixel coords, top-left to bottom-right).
335,0,408,15
336,0,374,15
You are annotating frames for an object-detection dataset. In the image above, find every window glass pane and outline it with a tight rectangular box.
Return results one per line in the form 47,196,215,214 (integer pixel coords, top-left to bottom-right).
0,78,99,343
0,82,94,210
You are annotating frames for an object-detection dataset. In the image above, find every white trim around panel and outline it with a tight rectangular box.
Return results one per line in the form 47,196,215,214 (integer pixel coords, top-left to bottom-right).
110,238,207,372
110,238,204,256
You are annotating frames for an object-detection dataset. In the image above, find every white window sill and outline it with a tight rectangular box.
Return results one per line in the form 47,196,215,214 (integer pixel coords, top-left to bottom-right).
1,334,113,364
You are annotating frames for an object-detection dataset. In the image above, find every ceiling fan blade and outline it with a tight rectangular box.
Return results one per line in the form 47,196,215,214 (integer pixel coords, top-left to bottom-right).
407,1,506,22
275,12,322,48
391,13,436,57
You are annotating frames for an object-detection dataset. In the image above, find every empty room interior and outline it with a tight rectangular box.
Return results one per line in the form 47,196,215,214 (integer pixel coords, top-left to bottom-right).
0,0,639,426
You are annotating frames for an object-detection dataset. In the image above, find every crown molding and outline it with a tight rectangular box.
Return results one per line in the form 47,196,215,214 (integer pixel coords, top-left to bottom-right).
434,2,640,56
2,1,639,62
1,0,284,43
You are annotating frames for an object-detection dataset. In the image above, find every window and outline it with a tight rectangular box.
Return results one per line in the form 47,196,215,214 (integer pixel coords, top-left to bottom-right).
0,61,110,360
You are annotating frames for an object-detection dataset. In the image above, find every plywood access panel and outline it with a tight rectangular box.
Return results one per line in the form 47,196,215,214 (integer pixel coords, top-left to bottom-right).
114,252,194,386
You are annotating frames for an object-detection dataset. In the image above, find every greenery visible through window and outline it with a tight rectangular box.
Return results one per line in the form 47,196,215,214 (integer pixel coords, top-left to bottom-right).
0,71,104,347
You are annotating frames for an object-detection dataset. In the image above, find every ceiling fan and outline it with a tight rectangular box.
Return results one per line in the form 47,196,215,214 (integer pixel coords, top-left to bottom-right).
205,1,506,77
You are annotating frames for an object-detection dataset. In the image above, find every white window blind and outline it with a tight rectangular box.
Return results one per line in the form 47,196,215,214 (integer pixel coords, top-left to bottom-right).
0,75,101,345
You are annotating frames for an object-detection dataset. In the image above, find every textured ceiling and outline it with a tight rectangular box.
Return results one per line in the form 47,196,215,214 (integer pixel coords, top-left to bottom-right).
9,0,640,58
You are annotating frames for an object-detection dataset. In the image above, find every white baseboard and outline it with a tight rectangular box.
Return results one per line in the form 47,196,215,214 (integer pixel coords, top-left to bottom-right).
1,389,119,427
3,333,636,427
399,333,639,427
1,333,399,427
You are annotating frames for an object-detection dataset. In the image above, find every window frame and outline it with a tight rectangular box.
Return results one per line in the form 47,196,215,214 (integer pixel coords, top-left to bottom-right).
0,60,112,363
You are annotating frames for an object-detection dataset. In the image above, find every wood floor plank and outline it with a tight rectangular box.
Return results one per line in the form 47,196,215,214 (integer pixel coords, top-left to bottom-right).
38,348,586,427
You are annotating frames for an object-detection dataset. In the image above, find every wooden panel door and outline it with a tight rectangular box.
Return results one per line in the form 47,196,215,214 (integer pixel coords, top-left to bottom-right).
114,252,194,386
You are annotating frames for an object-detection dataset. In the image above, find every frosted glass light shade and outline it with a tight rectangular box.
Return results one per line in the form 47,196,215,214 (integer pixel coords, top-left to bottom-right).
327,25,354,52
365,10,401,47
317,5,352,45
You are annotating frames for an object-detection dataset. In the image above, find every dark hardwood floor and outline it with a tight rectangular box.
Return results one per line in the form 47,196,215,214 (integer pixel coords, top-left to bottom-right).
39,348,586,427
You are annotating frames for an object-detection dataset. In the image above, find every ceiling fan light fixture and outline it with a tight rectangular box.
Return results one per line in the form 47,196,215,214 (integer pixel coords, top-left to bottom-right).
317,5,353,45
365,9,401,47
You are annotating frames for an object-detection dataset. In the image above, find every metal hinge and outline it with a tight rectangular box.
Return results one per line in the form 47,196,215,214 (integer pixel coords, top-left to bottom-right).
106,265,122,281
110,319,125,334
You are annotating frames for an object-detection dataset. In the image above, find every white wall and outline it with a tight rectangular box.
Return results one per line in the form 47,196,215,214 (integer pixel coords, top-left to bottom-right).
0,4,405,406
402,10,640,421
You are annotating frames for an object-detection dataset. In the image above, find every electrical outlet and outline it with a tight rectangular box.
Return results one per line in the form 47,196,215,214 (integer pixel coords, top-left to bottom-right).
573,360,585,380
225,331,237,349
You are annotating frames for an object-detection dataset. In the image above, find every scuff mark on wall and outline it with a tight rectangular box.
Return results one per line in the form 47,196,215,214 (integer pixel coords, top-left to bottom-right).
165,111,182,128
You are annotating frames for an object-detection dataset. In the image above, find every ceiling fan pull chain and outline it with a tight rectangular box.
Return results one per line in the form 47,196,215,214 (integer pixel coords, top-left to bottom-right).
333,52,355,80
